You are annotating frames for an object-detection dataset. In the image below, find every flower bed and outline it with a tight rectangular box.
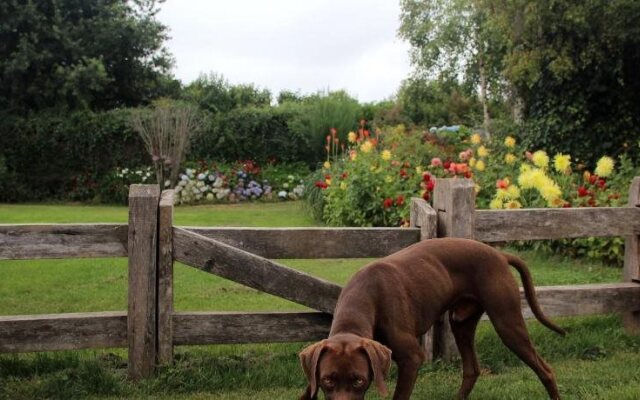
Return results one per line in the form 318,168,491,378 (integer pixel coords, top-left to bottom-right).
173,160,308,205
308,123,639,264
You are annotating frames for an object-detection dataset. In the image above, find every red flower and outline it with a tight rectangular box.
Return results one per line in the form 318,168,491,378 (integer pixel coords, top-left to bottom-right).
422,191,431,201
395,195,405,206
399,169,408,178
314,181,328,189
577,186,589,197
426,180,435,191
383,198,394,209
330,127,337,137
562,202,572,208
443,160,452,169
588,174,598,185
422,173,431,183
403,161,411,168
325,174,331,180
588,198,597,207
363,130,370,138
597,178,607,189
496,179,508,189
340,172,348,179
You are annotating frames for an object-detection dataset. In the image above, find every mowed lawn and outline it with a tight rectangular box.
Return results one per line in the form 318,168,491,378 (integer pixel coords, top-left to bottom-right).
1,202,639,399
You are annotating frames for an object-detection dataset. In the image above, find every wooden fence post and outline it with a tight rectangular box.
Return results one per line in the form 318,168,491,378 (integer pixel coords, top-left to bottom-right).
623,177,640,334
157,190,175,365
410,197,438,362
432,178,476,361
128,184,160,380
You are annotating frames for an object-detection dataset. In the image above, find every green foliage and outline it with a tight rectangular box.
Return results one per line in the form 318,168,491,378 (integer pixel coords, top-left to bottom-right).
0,109,148,202
397,77,483,127
182,73,272,114
0,0,178,113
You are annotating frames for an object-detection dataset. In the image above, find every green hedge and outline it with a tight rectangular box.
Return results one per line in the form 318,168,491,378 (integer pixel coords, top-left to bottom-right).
0,109,148,202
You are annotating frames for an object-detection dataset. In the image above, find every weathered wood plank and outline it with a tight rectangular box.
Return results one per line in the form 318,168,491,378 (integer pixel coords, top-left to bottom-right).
409,197,437,362
179,227,420,259
623,177,640,333
173,228,342,313
157,190,175,365
476,207,640,242
0,224,128,260
127,184,160,380
0,312,127,352
433,178,476,360
518,283,640,319
173,312,332,345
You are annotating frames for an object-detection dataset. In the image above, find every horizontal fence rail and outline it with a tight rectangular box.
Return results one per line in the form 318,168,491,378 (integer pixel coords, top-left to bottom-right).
180,227,421,259
0,224,128,259
0,311,127,353
475,207,640,242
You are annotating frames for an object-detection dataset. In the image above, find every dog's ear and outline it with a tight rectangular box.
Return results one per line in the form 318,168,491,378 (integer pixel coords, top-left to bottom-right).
362,339,392,397
299,340,327,399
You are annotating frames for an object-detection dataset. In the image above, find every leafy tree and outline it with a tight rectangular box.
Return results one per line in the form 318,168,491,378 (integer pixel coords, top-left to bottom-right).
0,0,177,113
487,0,640,162
183,73,271,114
399,0,507,134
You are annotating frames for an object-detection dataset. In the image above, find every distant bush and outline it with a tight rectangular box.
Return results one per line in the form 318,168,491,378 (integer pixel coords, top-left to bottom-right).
0,109,147,202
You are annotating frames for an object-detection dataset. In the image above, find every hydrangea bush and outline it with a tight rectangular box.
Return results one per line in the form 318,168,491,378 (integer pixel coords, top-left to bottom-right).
173,160,307,204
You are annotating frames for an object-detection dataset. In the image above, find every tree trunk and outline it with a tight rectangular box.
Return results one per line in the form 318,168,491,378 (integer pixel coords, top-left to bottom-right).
478,53,491,137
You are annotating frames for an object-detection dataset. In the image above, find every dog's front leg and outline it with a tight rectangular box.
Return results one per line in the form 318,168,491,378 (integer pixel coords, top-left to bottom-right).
392,355,422,400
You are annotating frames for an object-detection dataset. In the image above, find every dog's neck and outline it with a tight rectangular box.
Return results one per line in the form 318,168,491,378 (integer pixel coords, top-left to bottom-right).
329,292,377,339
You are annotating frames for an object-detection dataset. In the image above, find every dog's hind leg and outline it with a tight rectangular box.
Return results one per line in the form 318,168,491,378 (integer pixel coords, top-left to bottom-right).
388,333,425,400
487,306,560,399
449,305,484,400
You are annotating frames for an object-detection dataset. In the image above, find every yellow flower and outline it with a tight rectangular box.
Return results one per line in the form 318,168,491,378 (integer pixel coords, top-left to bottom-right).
490,198,503,209
348,131,357,143
475,184,481,194
323,161,331,169
505,153,517,164
381,150,392,160
325,178,331,186
469,157,477,168
495,189,510,201
340,182,347,190
594,156,615,177
477,145,489,157
360,140,373,153
553,154,571,173
475,160,486,171
505,200,522,209
504,136,516,148
532,150,549,168
385,175,393,183
506,185,521,199
471,133,482,144
349,151,357,161
539,181,562,203
415,166,423,174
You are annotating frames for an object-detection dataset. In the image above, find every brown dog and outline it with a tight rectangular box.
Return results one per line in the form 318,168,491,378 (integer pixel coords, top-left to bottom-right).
299,238,565,400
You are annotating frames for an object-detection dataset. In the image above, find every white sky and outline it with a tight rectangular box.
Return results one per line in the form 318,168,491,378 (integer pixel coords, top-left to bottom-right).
156,0,412,103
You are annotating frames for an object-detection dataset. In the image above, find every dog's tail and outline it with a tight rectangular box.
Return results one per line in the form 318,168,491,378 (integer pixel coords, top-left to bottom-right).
503,252,566,336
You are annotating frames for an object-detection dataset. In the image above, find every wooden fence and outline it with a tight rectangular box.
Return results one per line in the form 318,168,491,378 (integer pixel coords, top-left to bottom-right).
1,178,639,379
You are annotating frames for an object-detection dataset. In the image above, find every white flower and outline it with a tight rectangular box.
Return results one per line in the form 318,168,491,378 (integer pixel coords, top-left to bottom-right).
208,174,216,181
216,189,230,199
196,181,205,188
213,177,224,188
136,170,143,175
174,186,182,193
206,193,214,201
283,183,289,189
278,190,287,199
199,185,208,193
293,185,304,197
164,180,171,188
287,175,294,181
181,174,188,181
197,173,206,181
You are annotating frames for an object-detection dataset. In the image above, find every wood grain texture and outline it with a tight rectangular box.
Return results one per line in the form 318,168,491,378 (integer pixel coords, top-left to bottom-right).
409,197,437,362
623,177,640,333
0,312,127,353
173,228,342,313
157,190,174,365
172,312,332,345
410,197,437,241
127,184,160,380
179,227,420,259
0,224,128,260
432,178,475,360
476,207,640,242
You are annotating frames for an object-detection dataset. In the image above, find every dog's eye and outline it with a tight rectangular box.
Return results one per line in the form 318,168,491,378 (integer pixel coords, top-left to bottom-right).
321,377,335,387
352,377,365,388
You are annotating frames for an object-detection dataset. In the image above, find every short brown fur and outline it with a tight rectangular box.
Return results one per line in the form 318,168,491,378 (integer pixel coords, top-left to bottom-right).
300,238,564,400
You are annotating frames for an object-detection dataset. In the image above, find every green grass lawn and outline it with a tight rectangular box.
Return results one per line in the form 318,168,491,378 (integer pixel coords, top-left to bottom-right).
1,202,639,399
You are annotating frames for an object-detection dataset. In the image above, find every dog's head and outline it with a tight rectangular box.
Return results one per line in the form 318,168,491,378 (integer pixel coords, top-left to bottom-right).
298,333,392,400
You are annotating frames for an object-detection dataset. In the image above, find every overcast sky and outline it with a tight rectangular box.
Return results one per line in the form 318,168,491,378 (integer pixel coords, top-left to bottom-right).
156,0,412,103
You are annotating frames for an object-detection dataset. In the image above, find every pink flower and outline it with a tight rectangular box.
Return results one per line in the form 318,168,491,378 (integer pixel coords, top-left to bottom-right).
431,157,442,167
